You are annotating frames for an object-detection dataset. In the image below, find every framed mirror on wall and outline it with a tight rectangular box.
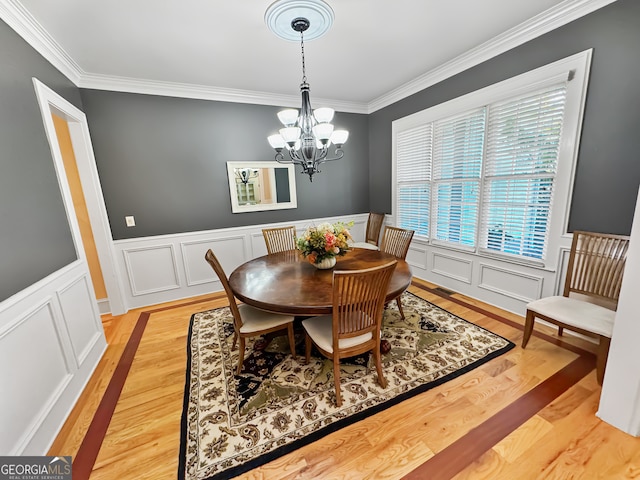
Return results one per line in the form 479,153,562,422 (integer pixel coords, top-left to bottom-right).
227,161,298,213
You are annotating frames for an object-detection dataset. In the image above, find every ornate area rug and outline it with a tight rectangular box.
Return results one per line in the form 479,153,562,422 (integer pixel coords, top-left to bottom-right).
179,292,515,480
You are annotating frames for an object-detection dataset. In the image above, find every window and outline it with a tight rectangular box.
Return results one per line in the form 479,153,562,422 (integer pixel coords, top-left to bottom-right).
393,51,591,265
397,125,431,236
480,86,566,260
433,108,485,248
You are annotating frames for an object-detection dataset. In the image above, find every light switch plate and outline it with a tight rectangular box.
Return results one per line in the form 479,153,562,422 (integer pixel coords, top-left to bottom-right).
125,215,135,227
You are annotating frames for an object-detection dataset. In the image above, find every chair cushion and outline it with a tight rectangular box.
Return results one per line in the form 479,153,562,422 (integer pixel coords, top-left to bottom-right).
526,296,615,337
302,315,373,354
351,242,379,251
238,304,294,334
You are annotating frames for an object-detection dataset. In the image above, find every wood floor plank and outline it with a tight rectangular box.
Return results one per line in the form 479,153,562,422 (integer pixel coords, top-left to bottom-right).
491,414,554,463
72,312,151,480
403,355,595,480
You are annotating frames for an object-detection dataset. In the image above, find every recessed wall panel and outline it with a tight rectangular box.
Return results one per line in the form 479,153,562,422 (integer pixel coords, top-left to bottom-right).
124,245,180,296
251,232,268,259
0,303,70,454
58,276,101,365
182,236,246,286
406,245,427,270
432,252,472,284
478,263,543,302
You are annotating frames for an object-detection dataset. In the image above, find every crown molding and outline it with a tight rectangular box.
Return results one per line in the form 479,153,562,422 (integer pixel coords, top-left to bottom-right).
2,0,617,114
78,73,369,113
367,0,618,113
0,0,83,84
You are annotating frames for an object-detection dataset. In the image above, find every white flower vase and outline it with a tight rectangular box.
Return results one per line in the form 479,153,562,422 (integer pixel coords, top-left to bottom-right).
314,256,337,270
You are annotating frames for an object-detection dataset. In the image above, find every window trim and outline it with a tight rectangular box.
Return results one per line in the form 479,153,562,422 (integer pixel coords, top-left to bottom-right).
392,49,592,268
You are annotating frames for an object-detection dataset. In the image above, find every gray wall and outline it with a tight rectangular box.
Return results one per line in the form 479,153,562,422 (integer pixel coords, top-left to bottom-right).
0,20,81,302
3,0,639,302
369,0,640,236
79,90,369,240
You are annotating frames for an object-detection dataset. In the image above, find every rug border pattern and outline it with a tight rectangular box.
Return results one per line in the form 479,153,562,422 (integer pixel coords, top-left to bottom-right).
178,292,516,480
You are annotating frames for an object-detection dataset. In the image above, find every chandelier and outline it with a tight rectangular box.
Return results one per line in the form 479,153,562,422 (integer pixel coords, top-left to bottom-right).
265,0,348,182
235,167,258,185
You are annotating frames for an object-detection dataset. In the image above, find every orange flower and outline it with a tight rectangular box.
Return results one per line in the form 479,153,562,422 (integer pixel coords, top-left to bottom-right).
307,252,317,264
324,232,336,247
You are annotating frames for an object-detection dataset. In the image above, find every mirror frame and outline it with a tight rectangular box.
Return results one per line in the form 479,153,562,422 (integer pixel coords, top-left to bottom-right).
226,161,298,214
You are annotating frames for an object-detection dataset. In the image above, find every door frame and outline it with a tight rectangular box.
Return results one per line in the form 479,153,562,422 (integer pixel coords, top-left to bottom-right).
33,78,126,315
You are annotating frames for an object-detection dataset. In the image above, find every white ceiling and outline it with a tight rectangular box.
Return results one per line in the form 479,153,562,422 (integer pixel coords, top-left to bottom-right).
4,0,613,112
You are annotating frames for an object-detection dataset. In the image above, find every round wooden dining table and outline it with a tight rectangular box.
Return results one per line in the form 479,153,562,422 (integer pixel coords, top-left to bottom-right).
228,247,412,316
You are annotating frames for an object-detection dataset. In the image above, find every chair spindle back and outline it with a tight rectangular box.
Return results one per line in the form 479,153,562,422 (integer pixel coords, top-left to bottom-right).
262,226,297,254
332,260,397,340
564,231,630,303
380,226,415,260
365,213,385,246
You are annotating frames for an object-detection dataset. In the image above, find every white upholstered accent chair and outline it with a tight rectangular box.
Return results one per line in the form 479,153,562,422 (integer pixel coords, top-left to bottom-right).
302,260,397,407
352,212,385,250
205,249,296,374
262,225,297,254
522,231,630,384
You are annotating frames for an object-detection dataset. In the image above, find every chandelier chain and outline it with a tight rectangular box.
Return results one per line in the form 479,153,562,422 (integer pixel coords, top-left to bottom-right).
266,5,348,182
300,30,307,84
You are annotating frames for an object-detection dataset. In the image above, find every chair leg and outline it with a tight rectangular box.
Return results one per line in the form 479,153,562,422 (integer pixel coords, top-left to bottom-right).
333,356,342,407
287,323,296,361
396,297,405,320
373,348,387,389
236,336,246,375
304,333,312,365
522,310,536,348
232,331,238,350
596,336,611,385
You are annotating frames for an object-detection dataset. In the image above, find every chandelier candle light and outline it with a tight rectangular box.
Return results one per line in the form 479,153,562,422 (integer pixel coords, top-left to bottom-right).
266,0,348,182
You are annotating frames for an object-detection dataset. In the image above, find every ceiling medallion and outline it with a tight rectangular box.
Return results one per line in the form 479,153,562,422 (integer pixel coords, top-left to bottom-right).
265,0,334,42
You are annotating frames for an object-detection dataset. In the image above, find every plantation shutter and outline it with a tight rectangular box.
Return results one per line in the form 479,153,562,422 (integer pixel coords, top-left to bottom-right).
396,124,432,237
432,108,485,248
479,84,567,260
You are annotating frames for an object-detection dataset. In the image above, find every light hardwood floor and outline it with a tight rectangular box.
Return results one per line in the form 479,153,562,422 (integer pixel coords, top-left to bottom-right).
49,279,640,479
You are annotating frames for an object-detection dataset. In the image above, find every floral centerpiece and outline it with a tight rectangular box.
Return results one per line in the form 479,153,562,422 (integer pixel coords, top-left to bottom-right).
296,221,353,269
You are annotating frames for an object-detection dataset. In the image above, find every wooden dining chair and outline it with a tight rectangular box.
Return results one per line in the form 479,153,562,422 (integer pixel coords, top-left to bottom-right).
522,231,630,384
262,226,297,254
380,226,415,319
352,212,385,250
205,249,296,374
302,260,397,407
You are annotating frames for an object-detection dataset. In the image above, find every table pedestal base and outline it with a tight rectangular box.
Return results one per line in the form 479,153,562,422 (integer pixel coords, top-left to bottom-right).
253,338,269,351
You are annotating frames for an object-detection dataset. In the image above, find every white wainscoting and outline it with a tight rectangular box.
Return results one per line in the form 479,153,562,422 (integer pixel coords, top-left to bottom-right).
0,261,106,455
113,214,569,315
113,214,371,310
